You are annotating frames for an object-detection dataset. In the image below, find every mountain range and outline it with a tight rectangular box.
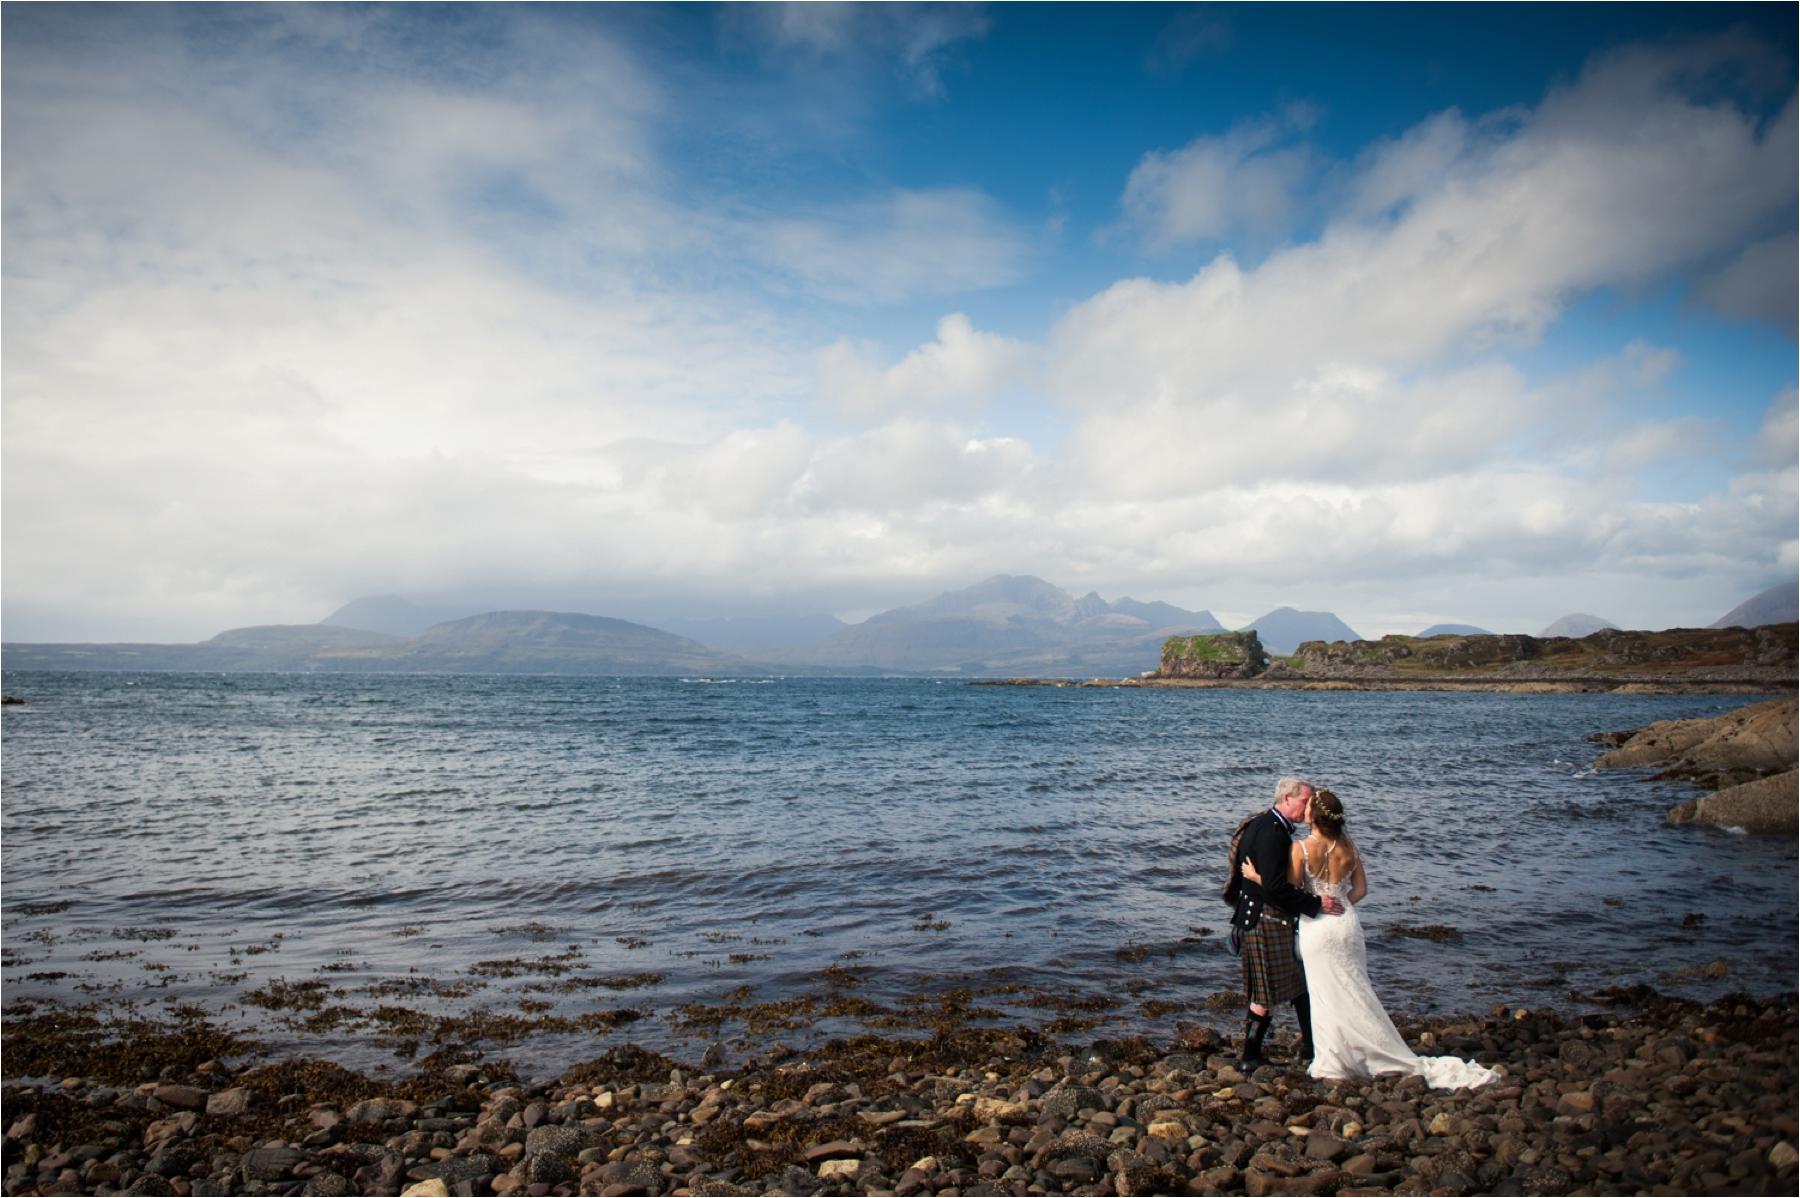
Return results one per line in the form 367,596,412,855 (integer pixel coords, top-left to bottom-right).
775,575,1226,674
5,577,1791,678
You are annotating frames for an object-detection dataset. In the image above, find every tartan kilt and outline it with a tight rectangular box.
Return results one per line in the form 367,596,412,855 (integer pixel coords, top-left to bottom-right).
1240,915,1305,1007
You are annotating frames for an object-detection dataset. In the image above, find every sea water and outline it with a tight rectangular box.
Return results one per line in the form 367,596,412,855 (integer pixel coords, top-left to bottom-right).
3,672,1793,1075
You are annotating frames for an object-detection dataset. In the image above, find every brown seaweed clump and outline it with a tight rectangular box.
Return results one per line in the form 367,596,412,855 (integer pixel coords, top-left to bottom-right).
1385,923,1463,941
559,1043,683,1088
1,1000,258,1084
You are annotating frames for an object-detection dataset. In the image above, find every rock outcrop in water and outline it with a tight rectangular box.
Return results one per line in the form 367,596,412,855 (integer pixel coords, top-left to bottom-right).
1666,771,1800,836
1153,632,1268,680
1593,698,1798,835
1593,698,1797,787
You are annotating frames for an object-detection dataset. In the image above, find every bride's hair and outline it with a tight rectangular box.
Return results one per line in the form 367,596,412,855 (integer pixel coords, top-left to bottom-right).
1311,788,1346,838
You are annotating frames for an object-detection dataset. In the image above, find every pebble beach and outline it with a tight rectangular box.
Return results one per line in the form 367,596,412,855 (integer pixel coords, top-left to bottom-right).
3,984,1795,1197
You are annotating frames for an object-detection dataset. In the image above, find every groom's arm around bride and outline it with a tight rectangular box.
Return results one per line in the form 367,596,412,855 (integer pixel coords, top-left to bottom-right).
1228,777,1343,1071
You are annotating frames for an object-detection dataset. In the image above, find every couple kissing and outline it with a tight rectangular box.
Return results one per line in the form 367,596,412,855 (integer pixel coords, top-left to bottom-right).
1225,776,1497,1089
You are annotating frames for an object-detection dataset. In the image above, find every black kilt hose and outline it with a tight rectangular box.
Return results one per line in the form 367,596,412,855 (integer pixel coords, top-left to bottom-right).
1240,913,1305,1007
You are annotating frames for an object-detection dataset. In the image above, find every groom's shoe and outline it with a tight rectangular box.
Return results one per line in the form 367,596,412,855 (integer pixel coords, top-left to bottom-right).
1239,1012,1272,1072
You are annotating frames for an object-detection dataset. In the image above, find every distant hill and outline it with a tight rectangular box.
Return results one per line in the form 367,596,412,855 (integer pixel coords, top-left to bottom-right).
207,624,403,651
1417,623,1494,637
5,611,755,676
323,595,486,637
1239,607,1362,656
1541,613,1618,638
786,574,1226,674
5,624,405,672
649,613,848,656
399,611,737,673
1711,583,1799,630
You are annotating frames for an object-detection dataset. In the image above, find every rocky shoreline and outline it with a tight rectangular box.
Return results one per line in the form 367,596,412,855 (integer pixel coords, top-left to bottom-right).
1593,699,1797,835
4,988,1795,1198
975,677,1789,694
970,624,1799,692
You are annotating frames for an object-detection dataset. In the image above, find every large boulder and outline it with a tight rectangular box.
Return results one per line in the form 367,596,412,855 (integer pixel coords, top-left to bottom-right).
1596,698,1796,788
1667,770,1798,835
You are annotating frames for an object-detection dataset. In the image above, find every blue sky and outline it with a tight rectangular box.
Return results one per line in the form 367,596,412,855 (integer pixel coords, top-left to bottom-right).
3,3,1795,641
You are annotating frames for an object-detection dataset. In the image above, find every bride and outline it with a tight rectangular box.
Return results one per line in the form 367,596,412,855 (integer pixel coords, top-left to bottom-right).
1241,788,1497,1088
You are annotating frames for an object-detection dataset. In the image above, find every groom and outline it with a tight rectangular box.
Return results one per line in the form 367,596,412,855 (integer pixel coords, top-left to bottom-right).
1226,776,1343,1071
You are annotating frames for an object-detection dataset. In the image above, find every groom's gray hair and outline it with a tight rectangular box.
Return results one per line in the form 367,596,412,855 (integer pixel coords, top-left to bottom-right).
1275,776,1311,803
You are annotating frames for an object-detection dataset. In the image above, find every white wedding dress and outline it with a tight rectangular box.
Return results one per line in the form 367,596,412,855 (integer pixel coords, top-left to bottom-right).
1297,845,1498,1089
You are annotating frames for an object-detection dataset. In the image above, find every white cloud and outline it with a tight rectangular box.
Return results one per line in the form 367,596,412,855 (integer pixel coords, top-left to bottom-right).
891,5,993,97
611,424,817,522
816,314,1035,421
1346,109,1489,222
749,189,1034,303
1698,231,1799,329
798,420,1037,512
1052,36,1795,505
731,2,991,97
755,3,859,55
1599,418,1721,474
1617,341,1684,388
1145,8,1234,76
1060,360,1537,499
1752,388,1799,469
1119,106,1317,247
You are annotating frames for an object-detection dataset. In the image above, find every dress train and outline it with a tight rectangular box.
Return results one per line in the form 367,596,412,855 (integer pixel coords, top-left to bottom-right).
1298,858,1496,1089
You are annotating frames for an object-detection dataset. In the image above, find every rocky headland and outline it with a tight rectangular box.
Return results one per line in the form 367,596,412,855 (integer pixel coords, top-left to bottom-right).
3,987,1795,1197
981,624,1798,693
1592,698,1798,835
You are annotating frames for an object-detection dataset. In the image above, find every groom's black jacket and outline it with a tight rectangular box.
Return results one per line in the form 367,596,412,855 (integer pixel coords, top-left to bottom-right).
1227,809,1322,931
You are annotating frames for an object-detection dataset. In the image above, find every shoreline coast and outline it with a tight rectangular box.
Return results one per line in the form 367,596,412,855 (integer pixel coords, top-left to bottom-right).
3,987,1794,1197
975,678,1793,694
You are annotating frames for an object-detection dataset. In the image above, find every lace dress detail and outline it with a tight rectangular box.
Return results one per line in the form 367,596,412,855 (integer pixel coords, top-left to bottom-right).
1298,841,1497,1089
